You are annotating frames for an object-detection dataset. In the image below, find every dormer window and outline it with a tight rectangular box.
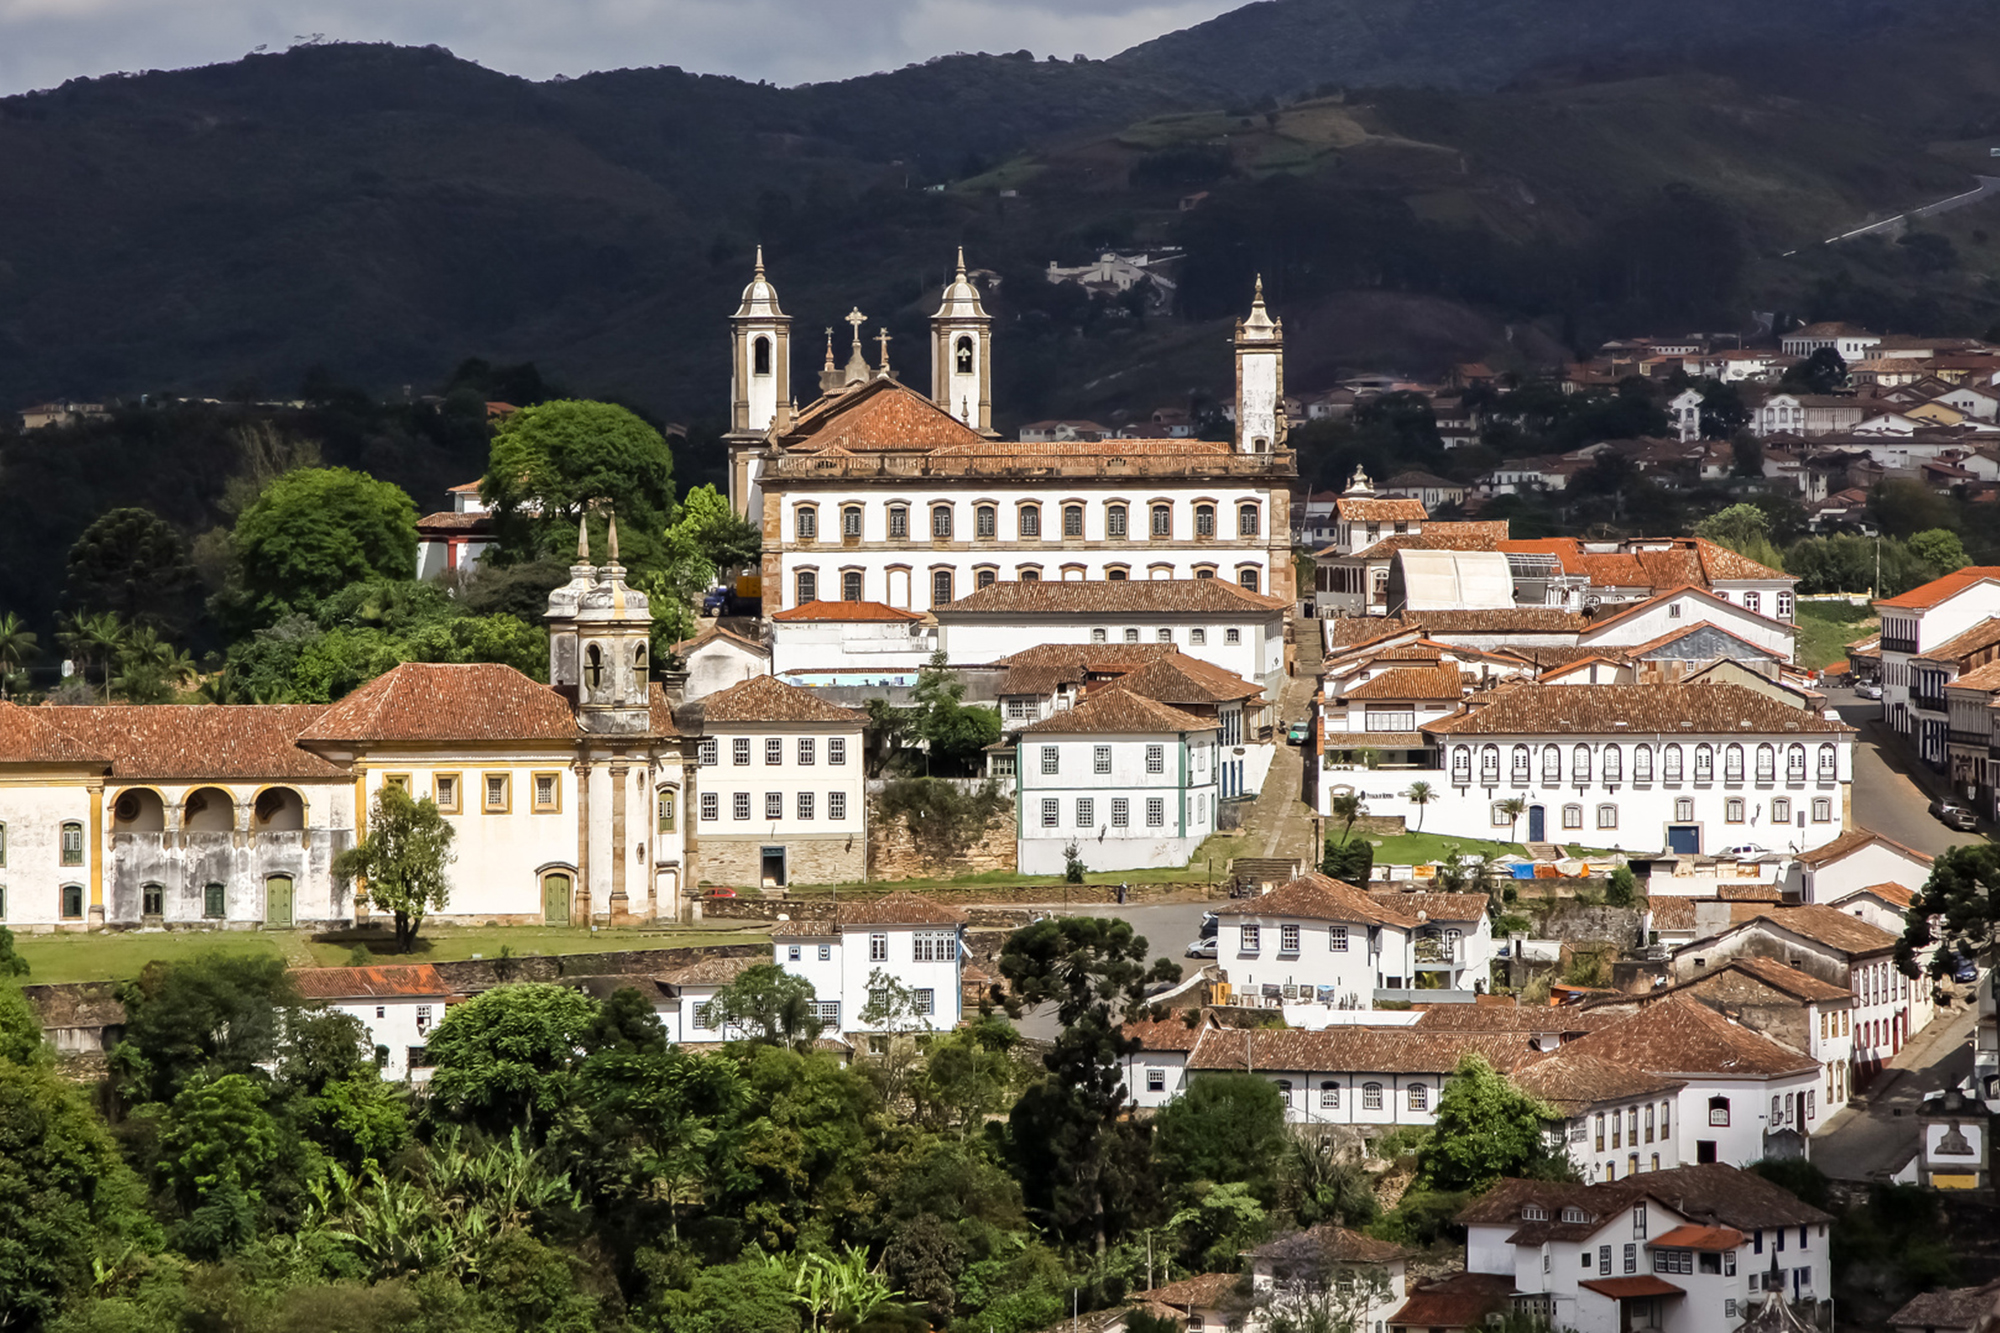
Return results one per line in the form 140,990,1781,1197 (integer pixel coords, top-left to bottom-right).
1523,1205,1548,1222
1562,1207,1587,1224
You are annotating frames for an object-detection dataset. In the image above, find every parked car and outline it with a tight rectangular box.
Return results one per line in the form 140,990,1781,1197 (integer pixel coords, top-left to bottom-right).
1199,911,1218,940
1185,937,1219,959
1719,843,1771,858
706,888,738,900
1286,721,1310,744
1932,799,1980,832
1948,953,1980,983
1853,679,1884,700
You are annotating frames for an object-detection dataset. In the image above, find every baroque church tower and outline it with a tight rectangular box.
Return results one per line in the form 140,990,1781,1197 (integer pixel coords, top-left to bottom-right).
931,249,996,437
1233,276,1285,453
725,249,791,515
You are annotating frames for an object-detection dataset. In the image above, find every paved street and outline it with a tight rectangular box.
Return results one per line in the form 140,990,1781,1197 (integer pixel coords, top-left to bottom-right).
1827,686,1991,859
1812,990,1979,1181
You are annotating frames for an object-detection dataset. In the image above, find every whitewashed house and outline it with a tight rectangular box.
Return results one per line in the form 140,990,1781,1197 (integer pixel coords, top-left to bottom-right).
654,954,763,1043
292,964,455,1082
1183,1024,1538,1126
767,600,936,674
671,624,770,703
1122,1010,1220,1110
1576,587,1797,662
416,482,499,582
1246,1225,1413,1333
936,579,1288,689
1419,684,1854,856
1781,827,1932,905
771,892,968,1033
687,674,868,889
1457,1166,1833,1333
1873,568,2000,762
1014,687,1220,875
1511,1049,1687,1181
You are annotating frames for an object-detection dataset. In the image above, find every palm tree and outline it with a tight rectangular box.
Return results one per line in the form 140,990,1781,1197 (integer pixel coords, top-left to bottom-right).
61,611,128,701
0,613,38,701
1405,780,1435,832
1328,791,1365,845
1498,797,1528,844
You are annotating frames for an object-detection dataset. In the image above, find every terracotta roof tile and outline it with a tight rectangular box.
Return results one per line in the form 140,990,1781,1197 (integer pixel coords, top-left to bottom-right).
1622,620,1784,661
1191,1026,1537,1074
298,663,579,744
1649,897,1698,930
1459,1163,1831,1230
770,599,925,623
58,704,347,779
0,702,110,765
1946,659,2000,692
1796,827,1932,869
1129,1273,1239,1310
1876,567,2000,610
1367,891,1490,922
1336,667,1467,700
1414,1004,1616,1034
698,673,867,725
1918,618,2000,666
1246,1224,1410,1265
783,378,988,453
292,964,452,999
834,892,969,927
1581,1277,1684,1300
671,624,768,657
416,510,495,533
1337,497,1428,522
1745,905,1898,956
1016,687,1212,736
1889,1280,2000,1332
1423,683,1850,737
1389,1272,1516,1330
1121,1013,1214,1052
1509,1049,1686,1114
648,682,681,737
1216,872,1412,926
939,579,1287,617
1560,996,1819,1078
1322,523,1511,560
1111,655,1262,706
1836,881,1915,908
658,955,761,987
1652,1224,1747,1250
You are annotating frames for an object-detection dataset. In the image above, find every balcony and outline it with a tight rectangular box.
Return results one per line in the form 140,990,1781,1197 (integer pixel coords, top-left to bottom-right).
1949,729,1990,748
1911,693,1948,714
1414,936,1463,965
1881,636,1919,655
1375,987,1476,1005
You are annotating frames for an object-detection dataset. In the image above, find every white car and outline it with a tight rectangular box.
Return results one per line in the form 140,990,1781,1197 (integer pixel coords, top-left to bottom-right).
1719,843,1771,858
1185,937,1219,959
1853,679,1883,700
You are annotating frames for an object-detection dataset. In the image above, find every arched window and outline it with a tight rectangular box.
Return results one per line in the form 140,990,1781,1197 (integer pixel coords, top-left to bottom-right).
1511,745,1530,784
795,506,817,542
1362,1082,1384,1110
1603,744,1622,783
634,643,648,674
584,643,604,692
1663,745,1683,783
1106,504,1129,539
1693,745,1714,783
1452,747,1472,784
1756,744,1776,783
1788,744,1807,782
1194,504,1215,538
1151,504,1173,538
1063,504,1084,537
1238,503,1260,537
1572,745,1592,785
975,505,997,539
955,335,974,374
1707,1095,1730,1127
1018,504,1041,538
1237,568,1260,593
1481,745,1500,783
795,570,818,605
752,335,771,375
931,505,954,540
1818,744,1837,778
1633,744,1652,783
1724,745,1744,783
842,571,863,602
931,569,953,605
1408,1084,1429,1111
1542,746,1562,785
841,505,862,539
1320,1081,1340,1109
975,567,997,590
1562,804,1583,830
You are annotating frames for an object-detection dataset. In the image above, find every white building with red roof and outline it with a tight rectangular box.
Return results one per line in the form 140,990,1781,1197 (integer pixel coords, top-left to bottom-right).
293,963,457,1080
1873,566,2000,761
767,599,935,674
770,891,968,1033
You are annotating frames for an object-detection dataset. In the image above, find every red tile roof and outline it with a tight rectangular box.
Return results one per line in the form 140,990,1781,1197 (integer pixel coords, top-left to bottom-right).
1337,497,1428,522
1367,891,1491,923
298,663,581,744
0,702,110,765
770,599,924,623
1916,619,2000,666
1796,827,1932,869
58,704,347,779
1335,666,1466,700
1216,872,1412,926
1509,1050,1686,1114
1122,1013,1216,1052
1111,655,1263,706
1652,1224,1746,1251
292,963,452,1000
1016,687,1211,736
1424,683,1849,737
1580,1277,1684,1299
697,672,867,725
1246,1224,1410,1264
671,624,768,657
658,955,762,987
1744,905,1898,957
1560,996,1819,1078
1689,956,1852,1005
1189,1025,1537,1075
1389,1272,1516,1330
1875,566,2000,610
1837,881,1915,908
833,892,969,927
783,377,988,453
1128,1273,1239,1310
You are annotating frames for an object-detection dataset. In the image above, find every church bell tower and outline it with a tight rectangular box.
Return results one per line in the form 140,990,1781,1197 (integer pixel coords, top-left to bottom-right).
726,248,791,516
931,249,996,437
572,513,654,737
1233,276,1285,454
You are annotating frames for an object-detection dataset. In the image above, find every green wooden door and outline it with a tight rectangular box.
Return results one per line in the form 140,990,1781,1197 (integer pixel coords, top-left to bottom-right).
265,876,293,928
543,873,571,925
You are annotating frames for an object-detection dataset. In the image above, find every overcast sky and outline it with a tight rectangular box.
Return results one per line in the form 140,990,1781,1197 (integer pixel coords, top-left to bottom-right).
0,0,1243,96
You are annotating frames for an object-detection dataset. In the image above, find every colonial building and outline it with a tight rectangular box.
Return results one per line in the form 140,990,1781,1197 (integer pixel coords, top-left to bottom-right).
292,964,457,1081
770,891,968,1033
1873,567,2000,760
1184,1024,1538,1127
725,254,1296,616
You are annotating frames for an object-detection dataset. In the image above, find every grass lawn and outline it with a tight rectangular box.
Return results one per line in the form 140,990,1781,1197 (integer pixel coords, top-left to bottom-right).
1361,831,1528,865
12,920,772,985
1795,599,1877,671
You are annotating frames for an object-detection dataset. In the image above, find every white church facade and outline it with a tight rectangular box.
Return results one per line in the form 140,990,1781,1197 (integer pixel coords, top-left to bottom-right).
722,254,1298,617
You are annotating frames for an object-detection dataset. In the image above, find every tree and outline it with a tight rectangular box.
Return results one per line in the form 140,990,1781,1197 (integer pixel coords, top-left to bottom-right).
1909,528,1970,577
707,963,825,1050
1154,1073,1287,1202
1404,781,1434,832
1415,1054,1569,1192
155,1072,282,1235
113,951,300,1104
1605,866,1638,908
231,467,419,618
58,610,127,700
857,968,932,1103
0,613,38,700
910,651,1002,775
333,784,457,953
1783,346,1847,394
1247,1226,1390,1333
1498,797,1527,842
1869,479,1959,540
1321,838,1374,886
1285,1132,1380,1229
1695,503,1785,572
0,925,27,982
64,506,199,631
1696,380,1749,439
425,983,602,1134
1898,844,2000,982
646,483,762,646
482,400,675,571
997,917,1181,1253
1328,791,1364,844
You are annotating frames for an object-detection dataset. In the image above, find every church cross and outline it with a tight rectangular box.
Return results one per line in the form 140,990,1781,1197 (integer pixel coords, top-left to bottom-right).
875,326,893,374
844,307,867,351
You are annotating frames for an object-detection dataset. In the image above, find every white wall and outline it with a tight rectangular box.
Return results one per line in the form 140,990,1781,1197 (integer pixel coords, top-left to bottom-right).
1565,1094,1683,1181
692,721,866,882
1800,842,1931,904
1677,1072,1822,1167
1580,593,1795,660
330,995,444,1081
1219,913,1393,1006
1017,730,1219,874
774,922,964,1032
0,783,96,929
941,612,1284,686
769,619,936,674
683,637,769,702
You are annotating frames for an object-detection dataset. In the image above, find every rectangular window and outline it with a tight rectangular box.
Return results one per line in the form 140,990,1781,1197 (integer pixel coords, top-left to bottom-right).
657,790,676,834
483,774,510,813
828,790,847,820
1624,1245,1637,1275
1330,926,1349,952
1225,629,1241,645
699,739,718,766
1094,745,1112,775
700,792,719,821
1773,797,1791,822
1108,505,1128,538
1281,924,1301,953
828,738,846,765
1111,798,1130,828
764,791,782,820
1041,799,1060,828
201,882,223,919
766,737,783,766
1063,505,1084,537
797,791,814,820
732,792,752,820
1241,925,1260,953
0,822,6,867
796,570,817,605
1675,797,1695,822
788,945,802,962
1597,804,1618,829
797,737,815,766
1725,799,1746,825
1239,504,1260,537
385,773,410,793
1562,804,1583,830
1147,1067,1166,1091
1146,744,1164,774
60,821,83,866
1077,798,1095,827
870,933,888,962
1042,747,1060,775
532,772,560,813
932,506,953,539
1191,629,1206,645
818,944,831,961
1019,506,1040,538
1146,798,1164,827
434,773,460,812
932,570,953,606
1600,1246,1612,1276
888,506,909,539
913,988,936,1016
734,738,752,766
796,507,817,541
1812,798,1832,822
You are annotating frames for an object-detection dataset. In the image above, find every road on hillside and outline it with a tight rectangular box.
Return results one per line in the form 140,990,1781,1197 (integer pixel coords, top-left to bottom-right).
1005,898,1216,1041
1827,687,1991,859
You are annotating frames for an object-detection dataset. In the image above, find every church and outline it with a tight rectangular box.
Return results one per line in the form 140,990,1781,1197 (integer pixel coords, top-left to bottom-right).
723,251,1299,616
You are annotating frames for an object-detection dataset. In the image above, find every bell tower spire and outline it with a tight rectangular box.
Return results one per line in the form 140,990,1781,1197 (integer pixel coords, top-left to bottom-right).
1233,275,1285,454
725,247,792,518
931,249,996,437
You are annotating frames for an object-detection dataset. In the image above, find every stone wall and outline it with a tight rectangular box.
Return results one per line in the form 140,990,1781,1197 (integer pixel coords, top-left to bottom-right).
1535,903,1645,947
694,834,866,889
1350,814,1408,837
866,793,1018,881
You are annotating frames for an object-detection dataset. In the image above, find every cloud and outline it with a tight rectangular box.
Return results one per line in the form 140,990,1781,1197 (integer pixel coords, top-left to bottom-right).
0,0,1240,95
